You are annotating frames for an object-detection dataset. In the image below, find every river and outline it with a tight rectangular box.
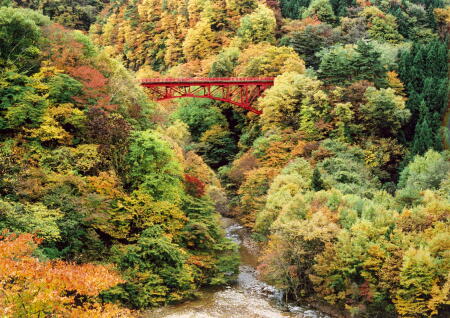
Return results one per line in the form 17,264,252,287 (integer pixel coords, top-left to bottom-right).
144,218,330,318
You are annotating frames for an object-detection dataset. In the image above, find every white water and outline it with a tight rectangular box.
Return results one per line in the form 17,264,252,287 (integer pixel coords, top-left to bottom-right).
144,218,330,318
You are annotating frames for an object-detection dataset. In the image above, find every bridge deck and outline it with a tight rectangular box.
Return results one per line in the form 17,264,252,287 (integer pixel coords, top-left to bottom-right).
140,77,275,86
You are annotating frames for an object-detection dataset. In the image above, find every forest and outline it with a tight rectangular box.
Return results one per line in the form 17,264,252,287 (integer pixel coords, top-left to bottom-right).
0,0,449,317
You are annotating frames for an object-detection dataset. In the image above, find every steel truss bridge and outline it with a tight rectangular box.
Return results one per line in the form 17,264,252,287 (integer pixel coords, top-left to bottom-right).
140,77,275,114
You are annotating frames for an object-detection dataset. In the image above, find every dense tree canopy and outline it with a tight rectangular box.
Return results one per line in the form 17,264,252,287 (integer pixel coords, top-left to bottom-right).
2,0,449,317
0,6,239,315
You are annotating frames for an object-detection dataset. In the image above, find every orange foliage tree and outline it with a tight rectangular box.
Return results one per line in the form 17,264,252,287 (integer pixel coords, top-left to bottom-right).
0,231,134,317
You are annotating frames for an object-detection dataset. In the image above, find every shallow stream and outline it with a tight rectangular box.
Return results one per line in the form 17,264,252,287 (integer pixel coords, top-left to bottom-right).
144,218,330,318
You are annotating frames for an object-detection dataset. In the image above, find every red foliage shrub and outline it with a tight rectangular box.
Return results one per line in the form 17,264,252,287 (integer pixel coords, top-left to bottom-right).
184,174,206,197
70,65,115,110
42,24,116,110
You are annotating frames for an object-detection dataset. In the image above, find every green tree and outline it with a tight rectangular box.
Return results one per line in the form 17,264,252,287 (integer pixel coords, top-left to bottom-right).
316,139,380,197
0,200,62,241
197,125,237,169
180,195,240,283
329,0,355,17
11,0,105,30
397,40,448,147
318,41,387,87
105,226,194,308
173,99,227,141
279,0,310,19
398,150,450,192
352,40,387,87
318,45,357,86
209,47,240,77
255,158,312,235
360,87,410,137
0,7,49,68
311,167,325,191
360,6,403,43
410,110,435,156
288,23,339,69
259,72,325,132
0,70,48,130
302,0,335,24
127,130,183,202
47,73,84,103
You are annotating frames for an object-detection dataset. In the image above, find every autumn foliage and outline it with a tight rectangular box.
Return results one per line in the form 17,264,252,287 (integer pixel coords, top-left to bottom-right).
0,6,238,314
0,231,133,317
2,0,450,317
184,174,206,197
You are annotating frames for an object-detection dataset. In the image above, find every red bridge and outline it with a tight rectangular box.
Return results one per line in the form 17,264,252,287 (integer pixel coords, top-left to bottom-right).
140,77,275,114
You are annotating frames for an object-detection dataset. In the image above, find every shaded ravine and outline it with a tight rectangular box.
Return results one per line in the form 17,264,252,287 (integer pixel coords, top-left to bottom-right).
144,218,330,318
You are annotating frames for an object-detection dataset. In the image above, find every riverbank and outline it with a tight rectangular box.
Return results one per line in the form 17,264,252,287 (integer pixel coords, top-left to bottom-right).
143,218,330,318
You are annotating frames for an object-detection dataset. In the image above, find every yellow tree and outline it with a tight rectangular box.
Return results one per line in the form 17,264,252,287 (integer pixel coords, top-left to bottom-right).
259,72,327,135
183,19,219,61
237,4,276,46
360,6,403,43
236,44,305,76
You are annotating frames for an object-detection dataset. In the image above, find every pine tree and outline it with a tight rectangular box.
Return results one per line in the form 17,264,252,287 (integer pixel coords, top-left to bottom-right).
289,23,335,69
411,103,435,156
311,167,325,191
279,0,311,19
329,0,355,17
352,40,386,87
397,39,448,148
318,45,355,85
